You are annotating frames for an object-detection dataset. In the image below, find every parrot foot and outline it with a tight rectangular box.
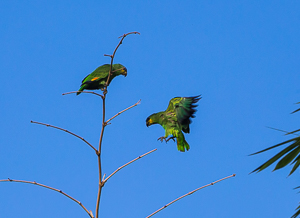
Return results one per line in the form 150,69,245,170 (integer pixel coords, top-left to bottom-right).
166,136,175,142
157,136,167,143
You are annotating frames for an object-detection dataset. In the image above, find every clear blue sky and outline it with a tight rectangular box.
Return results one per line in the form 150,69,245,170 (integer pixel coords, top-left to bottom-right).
1,1,300,217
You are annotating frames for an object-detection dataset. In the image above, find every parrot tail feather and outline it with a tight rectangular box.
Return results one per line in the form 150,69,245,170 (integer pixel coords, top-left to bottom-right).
77,87,84,95
176,132,190,152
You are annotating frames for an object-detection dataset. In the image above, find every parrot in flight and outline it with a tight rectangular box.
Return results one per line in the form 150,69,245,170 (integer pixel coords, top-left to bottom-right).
77,64,127,95
146,95,201,152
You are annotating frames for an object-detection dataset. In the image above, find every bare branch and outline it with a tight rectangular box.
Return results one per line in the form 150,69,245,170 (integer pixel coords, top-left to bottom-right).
146,174,236,218
0,178,94,218
31,121,98,154
104,31,140,88
62,91,104,99
103,149,157,184
95,96,105,218
106,99,141,124
95,31,140,218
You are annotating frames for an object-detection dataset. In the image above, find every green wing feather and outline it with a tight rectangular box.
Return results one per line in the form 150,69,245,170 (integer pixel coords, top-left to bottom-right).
77,64,126,95
77,64,110,95
82,64,110,82
167,95,201,133
146,95,200,152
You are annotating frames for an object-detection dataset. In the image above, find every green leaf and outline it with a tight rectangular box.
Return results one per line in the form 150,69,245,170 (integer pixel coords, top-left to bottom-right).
289,155,300,176
291,204,300,218
250,140,299,173
291,108,300,114
249,138,297,156
287,129,300,135
274,146,300,171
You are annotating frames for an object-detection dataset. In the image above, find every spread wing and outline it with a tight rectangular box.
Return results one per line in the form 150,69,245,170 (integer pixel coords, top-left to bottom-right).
166,95,201,133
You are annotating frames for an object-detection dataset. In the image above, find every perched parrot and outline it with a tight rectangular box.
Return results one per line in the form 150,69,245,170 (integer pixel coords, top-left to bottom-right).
146,95,201,152
77,64,127,95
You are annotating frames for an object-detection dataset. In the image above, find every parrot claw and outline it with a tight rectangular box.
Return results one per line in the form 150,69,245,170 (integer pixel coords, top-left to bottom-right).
157,136,167,143
166,136,175,142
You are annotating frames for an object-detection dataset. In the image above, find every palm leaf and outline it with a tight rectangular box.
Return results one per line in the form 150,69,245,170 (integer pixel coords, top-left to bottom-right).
274,146,300,171
291,204,300,218
292,108,300,114
289,155,300,176
291,102,300,114
287,129,300,135
249,138,296,156
250,137,300,174
266,126,299,136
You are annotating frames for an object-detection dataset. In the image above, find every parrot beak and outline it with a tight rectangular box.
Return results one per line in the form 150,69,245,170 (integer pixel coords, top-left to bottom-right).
146,118,153,127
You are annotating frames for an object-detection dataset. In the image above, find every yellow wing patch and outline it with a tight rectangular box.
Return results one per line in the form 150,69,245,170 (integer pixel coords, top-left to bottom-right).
91,77,100,81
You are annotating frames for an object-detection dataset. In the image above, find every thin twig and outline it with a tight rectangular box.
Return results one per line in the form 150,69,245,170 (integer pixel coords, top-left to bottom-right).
103,149,157,184
0,178,93,218
104,31,140,88
106,99,141,124
62,91,104,99
31,121,98,154
146,174,236,218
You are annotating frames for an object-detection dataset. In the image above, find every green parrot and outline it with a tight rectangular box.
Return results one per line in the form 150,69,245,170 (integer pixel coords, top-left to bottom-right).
146,95,201,152
77,64,127,95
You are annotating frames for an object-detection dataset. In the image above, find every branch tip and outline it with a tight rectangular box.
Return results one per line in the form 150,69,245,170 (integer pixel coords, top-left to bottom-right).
31,120,97,153
0,178,92,217
118,31,140,38
106,99,141,124
146,173,235,218
103,148,157,183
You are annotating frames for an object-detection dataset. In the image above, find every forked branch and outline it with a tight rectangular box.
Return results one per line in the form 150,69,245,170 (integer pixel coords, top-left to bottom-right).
0,178,94,218
106,99,141,124
95,31,140,218
146,174,236,218
103,148,157,183
104,31,140,88
31,121,98,154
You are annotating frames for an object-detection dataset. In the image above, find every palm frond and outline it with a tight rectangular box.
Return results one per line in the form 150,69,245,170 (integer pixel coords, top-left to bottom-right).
250,136,300,175
291,204,300,218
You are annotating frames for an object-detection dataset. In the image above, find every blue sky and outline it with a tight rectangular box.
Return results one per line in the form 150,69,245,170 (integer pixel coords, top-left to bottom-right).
1,1,300,217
